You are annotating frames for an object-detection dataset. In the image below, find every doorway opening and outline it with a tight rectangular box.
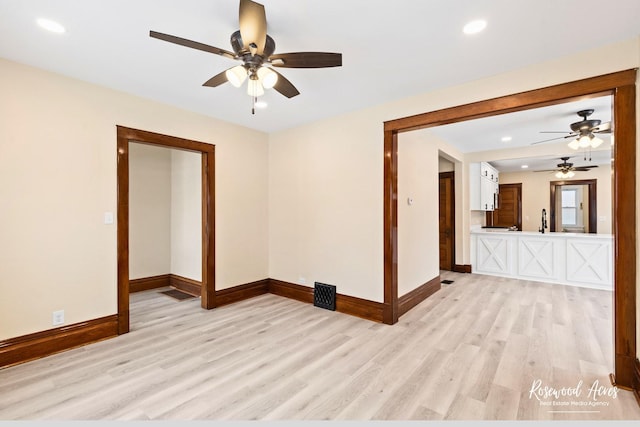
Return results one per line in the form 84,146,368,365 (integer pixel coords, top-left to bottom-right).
128,142,203,301
486,183,522,230
383,69,637,389
117,126,215,335
550,179,597,233
438,171,455,271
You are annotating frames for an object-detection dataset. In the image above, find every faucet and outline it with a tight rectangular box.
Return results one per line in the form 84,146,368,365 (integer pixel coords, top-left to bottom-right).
539,208,548,234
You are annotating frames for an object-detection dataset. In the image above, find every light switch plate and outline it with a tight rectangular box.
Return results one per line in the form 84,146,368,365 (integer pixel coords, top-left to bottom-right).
104,212,114,224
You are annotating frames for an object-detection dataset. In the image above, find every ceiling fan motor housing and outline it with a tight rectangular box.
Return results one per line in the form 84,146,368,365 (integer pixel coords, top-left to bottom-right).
558,157,573,169
570,109,601,133
230,30,276,59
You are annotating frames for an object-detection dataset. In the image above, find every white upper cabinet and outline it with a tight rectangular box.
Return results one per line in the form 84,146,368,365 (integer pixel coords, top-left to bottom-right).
470,162,499,211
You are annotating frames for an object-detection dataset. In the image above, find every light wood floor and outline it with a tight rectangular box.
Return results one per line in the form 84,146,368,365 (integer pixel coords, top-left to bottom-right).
1,272,639,420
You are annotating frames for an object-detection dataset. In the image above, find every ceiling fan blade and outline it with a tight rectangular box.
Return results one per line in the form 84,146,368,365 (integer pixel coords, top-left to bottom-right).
239,0,267,55
202,70,229,87
271,70,300,98
270,52,342,68
530,136,569,145
539,131,571,134
533,169,557,172
150,30,235,59
594,121,612,133
573,166,599,171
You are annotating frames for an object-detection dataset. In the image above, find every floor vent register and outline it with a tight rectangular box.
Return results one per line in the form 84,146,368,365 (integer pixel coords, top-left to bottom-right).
314,282,337,311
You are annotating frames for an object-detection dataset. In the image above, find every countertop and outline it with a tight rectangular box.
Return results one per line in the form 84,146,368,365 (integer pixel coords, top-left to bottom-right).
471,229,613,239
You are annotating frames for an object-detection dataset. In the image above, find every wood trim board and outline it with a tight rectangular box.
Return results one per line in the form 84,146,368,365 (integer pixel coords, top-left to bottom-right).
169,274,202,297
129,274,171,293
117,126,216,335
0,315,118,369
453,264,472,274
634,358,640,406
398,276,441,317
268,279,385,323
216,279,270,307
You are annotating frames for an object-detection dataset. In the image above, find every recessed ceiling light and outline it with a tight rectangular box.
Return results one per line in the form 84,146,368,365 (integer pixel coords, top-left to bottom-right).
463,19,487,35
255,101,268,109
521,165,529,169
37,18,65,34
501,136,512,142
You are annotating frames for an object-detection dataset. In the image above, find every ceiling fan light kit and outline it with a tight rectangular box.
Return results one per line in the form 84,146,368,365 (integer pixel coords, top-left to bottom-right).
555,170,575,179
150,0,342,114
247,77,264,97
257,66,278,89
225,65,248,88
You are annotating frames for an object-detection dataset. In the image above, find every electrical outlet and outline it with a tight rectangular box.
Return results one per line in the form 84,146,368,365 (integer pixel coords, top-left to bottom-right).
299,277,306,285
52,310,64,326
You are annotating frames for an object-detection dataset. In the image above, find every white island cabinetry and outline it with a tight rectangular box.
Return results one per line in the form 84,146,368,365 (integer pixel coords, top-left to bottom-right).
470,229,613,290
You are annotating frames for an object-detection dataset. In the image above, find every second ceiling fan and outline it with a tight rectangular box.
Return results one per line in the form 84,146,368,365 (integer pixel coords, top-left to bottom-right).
534,156,598,178
150,0,342,111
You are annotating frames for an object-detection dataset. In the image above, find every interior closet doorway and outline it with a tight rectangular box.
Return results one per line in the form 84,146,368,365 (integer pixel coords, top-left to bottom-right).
128,142,202,298
116,126,215,335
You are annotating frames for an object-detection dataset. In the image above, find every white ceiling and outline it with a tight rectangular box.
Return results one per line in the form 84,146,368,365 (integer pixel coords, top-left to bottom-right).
430,95,613,173
430,95,612,152
488,149,612,173
1,0,639,133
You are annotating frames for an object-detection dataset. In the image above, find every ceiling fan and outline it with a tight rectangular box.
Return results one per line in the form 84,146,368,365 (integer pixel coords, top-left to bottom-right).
150,0,342,113
534,156,598,178
531,109,611,148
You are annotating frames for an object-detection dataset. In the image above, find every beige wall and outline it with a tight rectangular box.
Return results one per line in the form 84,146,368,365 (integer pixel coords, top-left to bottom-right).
438,156,455,172
267,117,383,301
269,37,638,309
1,35,638,347
129,143,172,279
397,133,440,296
499,164,612,234
170,149,202,281
0,58,269,340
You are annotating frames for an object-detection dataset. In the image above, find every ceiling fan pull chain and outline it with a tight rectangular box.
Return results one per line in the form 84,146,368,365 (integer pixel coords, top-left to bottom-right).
251,96,256,115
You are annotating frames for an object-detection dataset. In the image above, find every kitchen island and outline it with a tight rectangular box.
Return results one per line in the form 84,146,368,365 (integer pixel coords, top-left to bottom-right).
470,228,613,290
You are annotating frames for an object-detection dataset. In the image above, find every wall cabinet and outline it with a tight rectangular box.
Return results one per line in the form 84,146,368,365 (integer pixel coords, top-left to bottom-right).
470,162,499,211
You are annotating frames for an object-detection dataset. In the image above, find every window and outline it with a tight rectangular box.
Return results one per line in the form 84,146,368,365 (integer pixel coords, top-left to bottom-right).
561,188,578,226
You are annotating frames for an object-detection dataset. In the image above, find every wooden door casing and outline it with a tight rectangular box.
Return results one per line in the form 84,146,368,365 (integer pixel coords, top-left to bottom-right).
439,172,455,270
487,183,522,230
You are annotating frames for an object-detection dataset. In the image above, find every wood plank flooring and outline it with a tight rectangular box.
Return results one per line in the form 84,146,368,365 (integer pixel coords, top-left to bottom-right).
1,271,639,420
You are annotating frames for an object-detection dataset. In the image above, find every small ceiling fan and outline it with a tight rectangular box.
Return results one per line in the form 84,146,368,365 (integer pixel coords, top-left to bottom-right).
534,156,598,178
531,109,611,146
150,0,342,113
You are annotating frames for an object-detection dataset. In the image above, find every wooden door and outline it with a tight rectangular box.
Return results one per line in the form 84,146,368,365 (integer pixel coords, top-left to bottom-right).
487,183,522,230
439,172,455,270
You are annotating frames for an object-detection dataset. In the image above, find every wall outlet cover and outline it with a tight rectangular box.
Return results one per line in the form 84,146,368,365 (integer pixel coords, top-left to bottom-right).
52,310,64,326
